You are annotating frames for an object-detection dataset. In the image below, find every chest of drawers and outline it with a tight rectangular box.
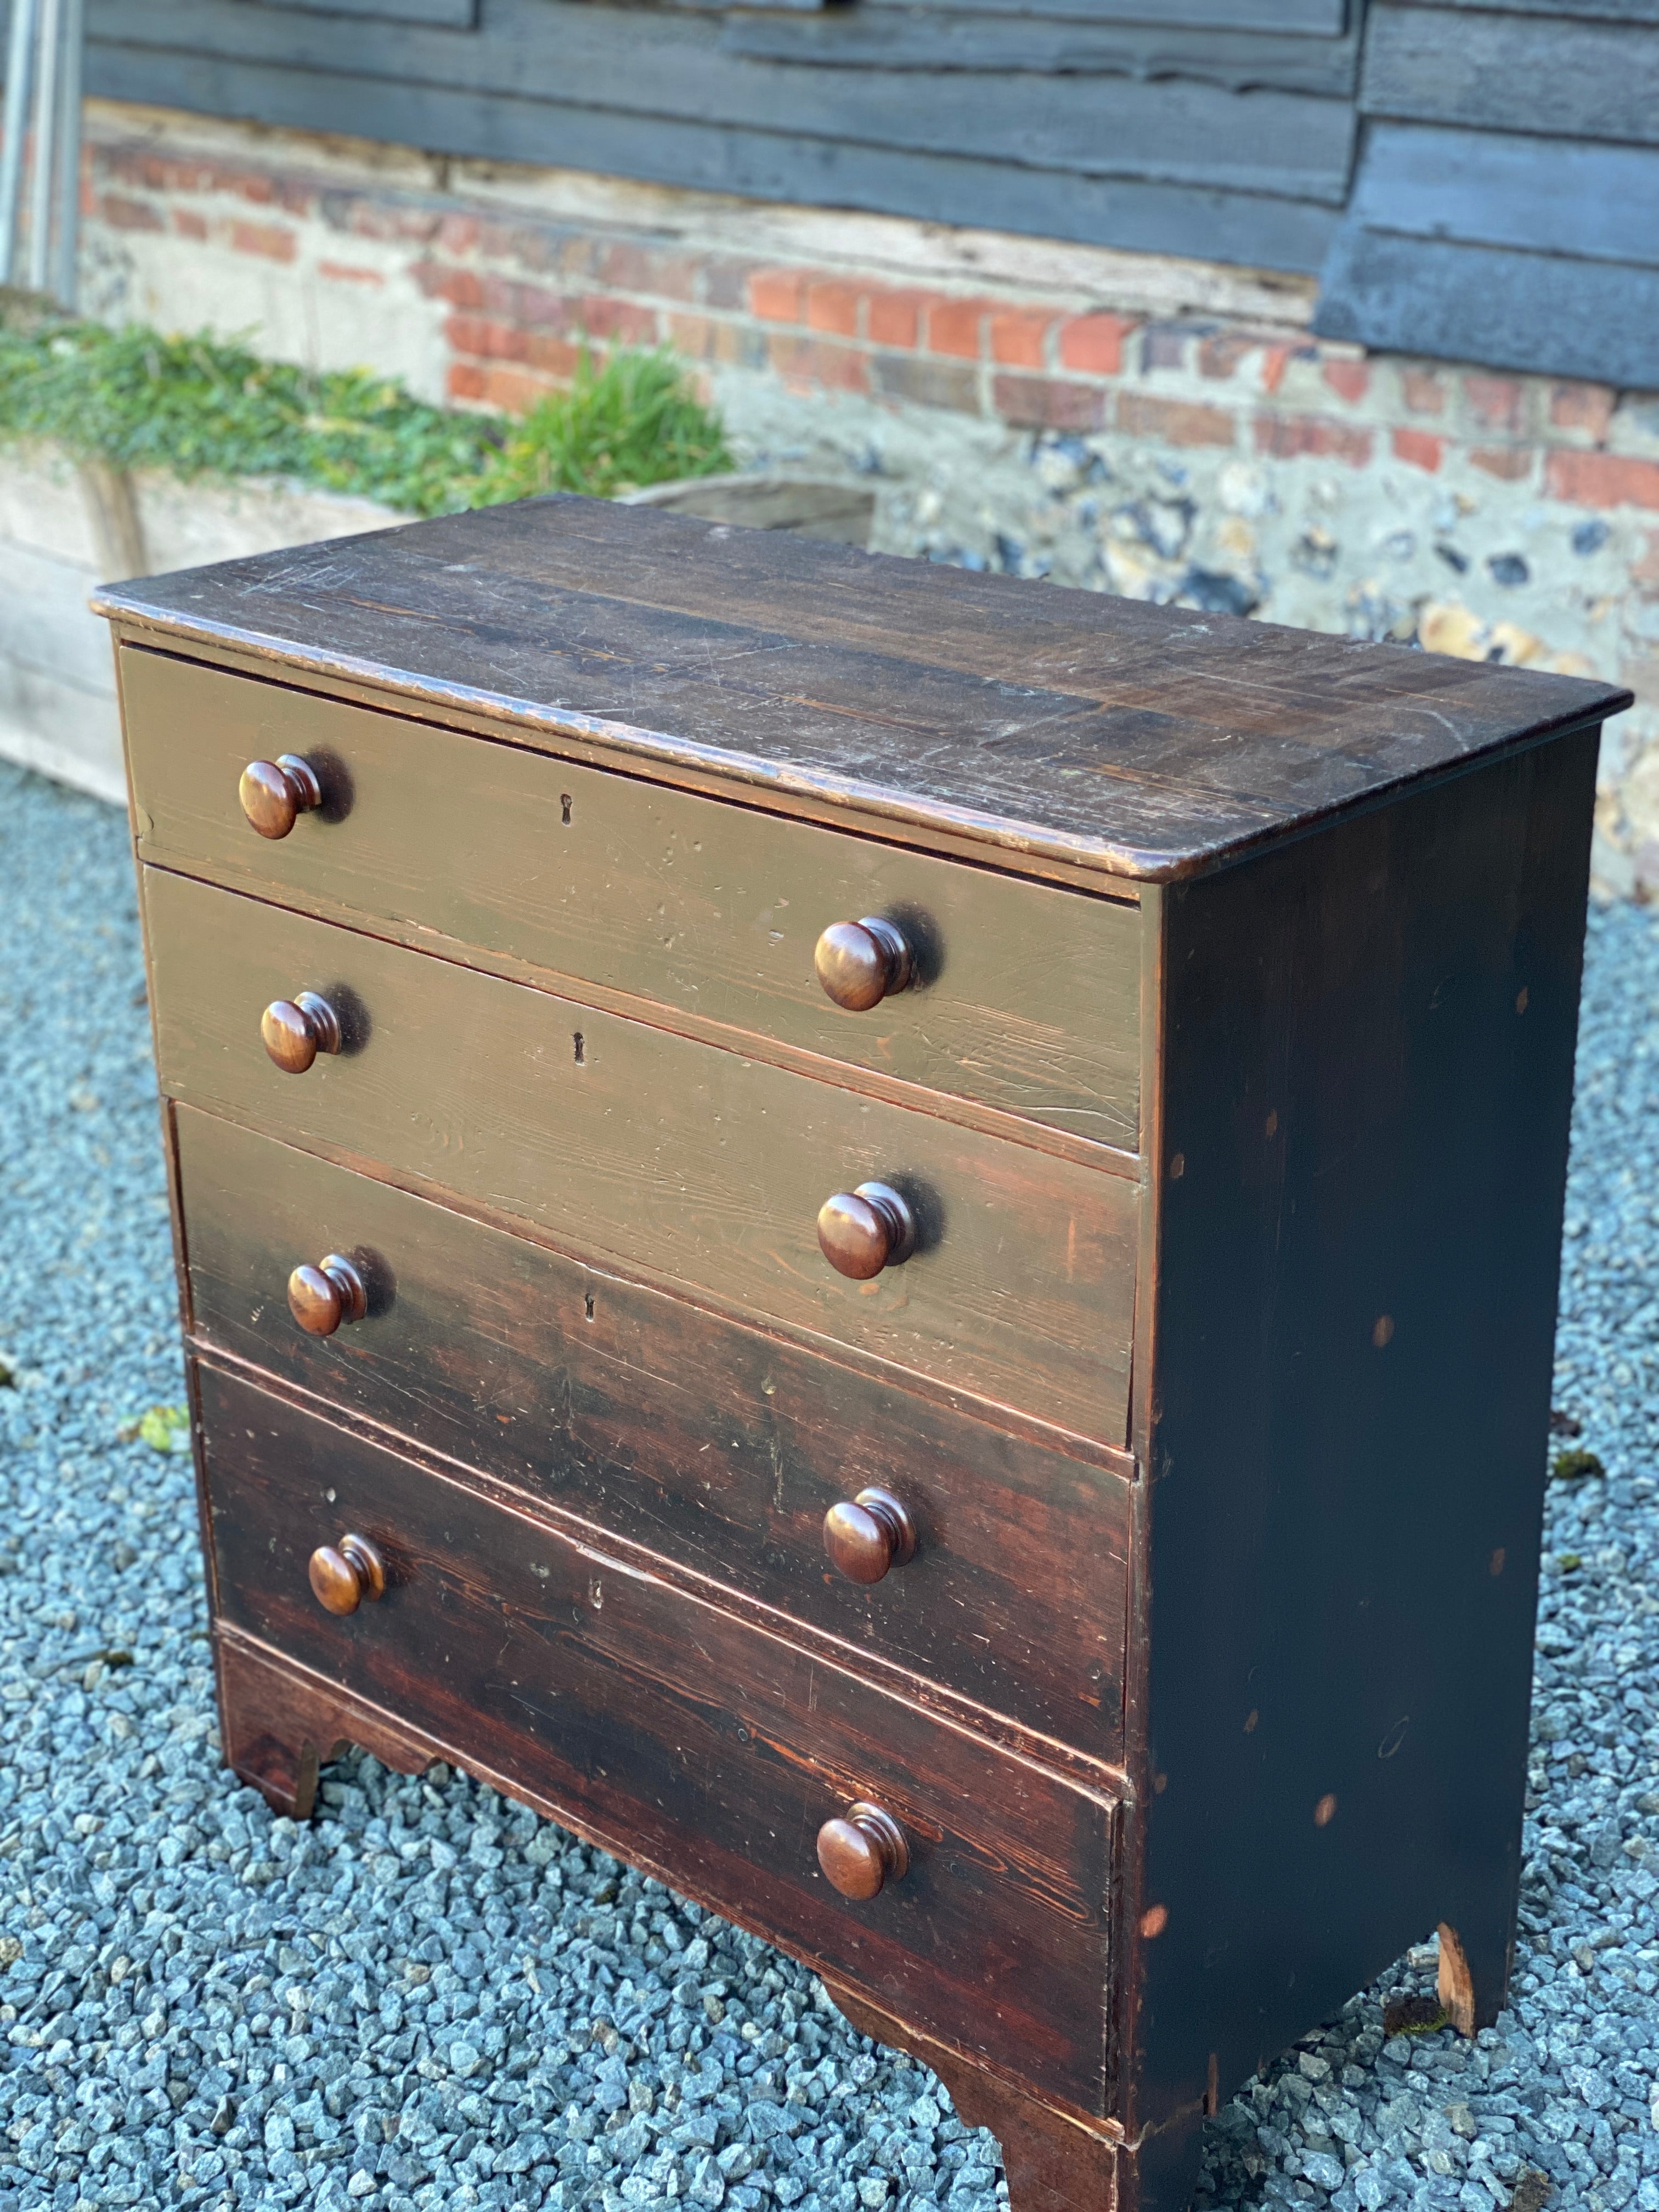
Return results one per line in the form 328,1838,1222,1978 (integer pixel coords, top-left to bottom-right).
97,496,1631,2212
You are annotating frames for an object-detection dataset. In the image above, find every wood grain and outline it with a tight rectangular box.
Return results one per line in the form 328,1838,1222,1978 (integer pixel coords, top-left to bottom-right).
174,1103,1132,1760
1313,221,1659,391
1129,729,1598,2138
199,1359,1121,2115
122,645,1143,1148
1361,3,1659,143
89,0,1356,201
146,870,1138,1440
94,499,1629,888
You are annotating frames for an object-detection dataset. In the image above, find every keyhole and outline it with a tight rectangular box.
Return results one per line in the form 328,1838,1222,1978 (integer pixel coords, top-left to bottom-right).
573,1032,585,1065
560,793,573,825
584,1291,595,1322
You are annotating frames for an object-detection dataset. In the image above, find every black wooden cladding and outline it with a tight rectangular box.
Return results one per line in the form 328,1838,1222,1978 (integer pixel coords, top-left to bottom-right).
82,0,1659,385
1314,4,1659,377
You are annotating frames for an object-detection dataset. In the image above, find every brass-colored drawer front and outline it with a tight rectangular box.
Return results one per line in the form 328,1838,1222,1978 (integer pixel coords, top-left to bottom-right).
201,1361,1119,2117
178,1105,1132,1758
122,647,1141,1148
147,870,1137,1441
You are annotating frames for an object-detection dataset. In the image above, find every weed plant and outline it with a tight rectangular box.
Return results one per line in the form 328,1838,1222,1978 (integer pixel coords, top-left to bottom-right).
0,311,731,515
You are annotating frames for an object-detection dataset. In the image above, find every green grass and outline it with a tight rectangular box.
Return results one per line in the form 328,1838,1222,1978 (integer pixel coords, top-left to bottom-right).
0,310,732,515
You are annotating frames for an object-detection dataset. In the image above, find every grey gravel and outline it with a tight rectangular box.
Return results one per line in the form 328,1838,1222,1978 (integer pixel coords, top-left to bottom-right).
2,755,1657,2212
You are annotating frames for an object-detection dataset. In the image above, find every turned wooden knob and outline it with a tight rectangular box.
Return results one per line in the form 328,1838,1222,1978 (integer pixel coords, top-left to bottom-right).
308,1533,386,1617
261,991,342,1074
817,1182,917,1280
287,1254,368,1336
824,1488,917,1584
817,1802,909,1901
814,918,913,1013
240,754,323,839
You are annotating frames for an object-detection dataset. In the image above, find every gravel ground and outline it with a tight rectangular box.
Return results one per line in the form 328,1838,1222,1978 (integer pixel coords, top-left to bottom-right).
1,754,1656,2212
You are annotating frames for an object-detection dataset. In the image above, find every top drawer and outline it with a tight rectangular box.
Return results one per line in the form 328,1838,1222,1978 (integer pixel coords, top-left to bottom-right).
120,647,1141,1149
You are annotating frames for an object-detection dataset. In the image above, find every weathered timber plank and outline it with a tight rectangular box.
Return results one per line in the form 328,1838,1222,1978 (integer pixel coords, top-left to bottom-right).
87,0,1356,200
1361,4,1659,142
1340,121,1659,270
721,12,1362,97
1314,224,1659,390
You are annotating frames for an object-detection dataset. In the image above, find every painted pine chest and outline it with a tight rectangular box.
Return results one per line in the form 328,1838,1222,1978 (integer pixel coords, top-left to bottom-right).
97,496,1632,2212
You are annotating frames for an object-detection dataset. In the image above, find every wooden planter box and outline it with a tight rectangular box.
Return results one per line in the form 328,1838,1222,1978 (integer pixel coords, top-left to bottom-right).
0,444,398,804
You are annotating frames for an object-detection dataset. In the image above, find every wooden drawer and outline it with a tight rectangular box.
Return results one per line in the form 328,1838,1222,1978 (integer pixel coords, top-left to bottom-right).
177,1105,1131,1761
121,647,1141,1149
146,868,1138,1441
199,1362,1120,2115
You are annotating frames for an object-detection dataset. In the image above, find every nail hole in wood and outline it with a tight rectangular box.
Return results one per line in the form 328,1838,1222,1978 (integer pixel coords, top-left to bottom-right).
573,1032,585,1065
561,793,573,825
584,1292,595,1321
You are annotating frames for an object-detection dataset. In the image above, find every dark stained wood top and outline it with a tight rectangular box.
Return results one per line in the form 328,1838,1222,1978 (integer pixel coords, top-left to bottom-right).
93,494,1631,885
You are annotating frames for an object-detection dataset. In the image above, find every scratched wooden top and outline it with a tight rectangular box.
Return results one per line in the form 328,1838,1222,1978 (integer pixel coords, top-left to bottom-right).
94,494,1631,884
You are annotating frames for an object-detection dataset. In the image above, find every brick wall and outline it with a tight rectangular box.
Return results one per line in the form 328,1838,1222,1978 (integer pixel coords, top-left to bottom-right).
81,103,1659,898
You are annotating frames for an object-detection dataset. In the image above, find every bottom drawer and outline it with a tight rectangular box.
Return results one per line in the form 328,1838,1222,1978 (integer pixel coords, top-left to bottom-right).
198,1363,1120,2116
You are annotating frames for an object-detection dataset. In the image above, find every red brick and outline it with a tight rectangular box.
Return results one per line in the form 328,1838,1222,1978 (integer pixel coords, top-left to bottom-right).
805,280,862,340
992,374,1107,433
1260,345,1296,396
1196,331,1255,382
1464,374,1523,433
1059,312,1136,376
748,268,807,323
767,334,870,394
99,193,164,232
1391,427,1443,473
1119,392,1238,448
333,197,436,246
413,261,486,309
1400,367,1447,415
170,208,208,242
524,334,584,379
870,352,979,414
1142,322,1201,370
1545,449,1659,511
447,361,488,404
475,363,563,414
702,257,757,312
1322,358,1370,405
318,261,385,287
665,313,768,371
926,297,992,359
1470,445,1534,483
989,309,1054,369
573,295,660,345
229,219,297,264
1549,381,1616,441
445,313,528,363
435,213,483,257
1254,414,1373,466
594,240,701,302
494,277,573,329
865,287,935,350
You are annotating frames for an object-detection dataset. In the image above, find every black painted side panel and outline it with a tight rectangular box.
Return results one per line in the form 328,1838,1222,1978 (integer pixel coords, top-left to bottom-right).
1134,729,1598,2131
